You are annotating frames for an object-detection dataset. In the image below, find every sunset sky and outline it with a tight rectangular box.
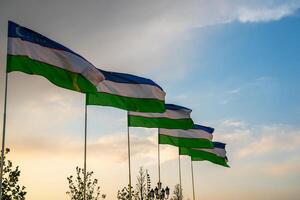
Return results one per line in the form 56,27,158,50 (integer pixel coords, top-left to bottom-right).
0,0,300,199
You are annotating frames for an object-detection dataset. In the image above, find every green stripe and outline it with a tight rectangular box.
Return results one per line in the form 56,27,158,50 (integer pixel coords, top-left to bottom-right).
180,147,229,167
128,115,193,129
86,92,165,113
159,134,213,148
7,55,97,93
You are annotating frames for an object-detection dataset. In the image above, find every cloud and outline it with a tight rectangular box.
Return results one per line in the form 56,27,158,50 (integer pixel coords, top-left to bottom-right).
227,89,241,94
238,125,300,158
8,129,177,165
218,75,275,104
221,119,246,128
237,3,300,23
1,0,299,83
210,121,300,180
212,121,300,162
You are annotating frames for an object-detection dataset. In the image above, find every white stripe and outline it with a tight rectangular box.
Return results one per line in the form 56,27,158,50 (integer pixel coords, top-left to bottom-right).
8,37,104,86
129,108,191,119
214,148,227,158
193,147,226,158
160,128,212,140
97,80,165,100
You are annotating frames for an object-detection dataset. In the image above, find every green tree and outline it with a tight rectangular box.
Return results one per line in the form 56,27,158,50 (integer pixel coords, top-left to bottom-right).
170,184,183,200
66,167,106,200
1,148,26,200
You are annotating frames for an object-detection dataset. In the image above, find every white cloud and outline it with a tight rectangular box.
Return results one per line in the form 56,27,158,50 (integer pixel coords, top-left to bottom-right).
218,75,274,104
215,121,300,159
2,0,299,82
238,3,300,23
221,119,246,128
227,89,241,94
238,125,300,158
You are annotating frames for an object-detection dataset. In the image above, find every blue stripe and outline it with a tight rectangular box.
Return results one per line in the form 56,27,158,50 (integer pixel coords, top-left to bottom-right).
193,124,214,134
213,142,226,149
99,69,163,90
165,104,191,111
8,21,87,61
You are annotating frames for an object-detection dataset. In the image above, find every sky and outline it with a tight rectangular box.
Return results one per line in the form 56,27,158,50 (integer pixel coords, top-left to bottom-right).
0,0,300,199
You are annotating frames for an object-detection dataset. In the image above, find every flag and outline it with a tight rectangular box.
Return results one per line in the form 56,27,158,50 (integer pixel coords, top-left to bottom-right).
180,142,229,167
159,124,214,148
86,69,165,113
7,21,104,93
128,104,193,129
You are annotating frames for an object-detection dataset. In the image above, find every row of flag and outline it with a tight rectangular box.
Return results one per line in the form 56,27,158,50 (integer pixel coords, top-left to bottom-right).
6,20,229,167
128,106,229,167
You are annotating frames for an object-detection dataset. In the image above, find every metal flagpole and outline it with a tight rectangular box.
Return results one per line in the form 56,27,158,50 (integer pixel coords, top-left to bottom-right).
0,25,9,199
158,128,161,183
0,69,8,199
127,111,132,200
178,149,182,200
83,99,88,200
191,159,195,200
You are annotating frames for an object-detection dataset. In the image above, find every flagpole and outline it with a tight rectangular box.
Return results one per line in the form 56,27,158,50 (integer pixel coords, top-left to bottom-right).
158,128,161,183
127,111,132,200
83,98,87,200
178,149,182,200
190,159,195,200
0,70,8,199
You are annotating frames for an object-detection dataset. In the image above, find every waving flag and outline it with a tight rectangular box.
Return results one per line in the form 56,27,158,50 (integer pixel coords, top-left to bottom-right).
159,124,214,148
180,142,229,167
86,70,165,113
7,21,104,93
128,104,193,129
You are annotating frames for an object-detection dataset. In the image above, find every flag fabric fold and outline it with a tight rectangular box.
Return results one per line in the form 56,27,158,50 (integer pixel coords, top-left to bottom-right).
128,104,193,129
180,142,229,167
86,69,166,113
7,21,104,93
159,124,214,148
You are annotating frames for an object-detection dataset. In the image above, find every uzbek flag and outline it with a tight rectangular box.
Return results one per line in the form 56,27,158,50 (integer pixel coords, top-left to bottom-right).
7,21,104,93
128,104,193,129
159,124,214,148
86,70,165,113
180,142,229,167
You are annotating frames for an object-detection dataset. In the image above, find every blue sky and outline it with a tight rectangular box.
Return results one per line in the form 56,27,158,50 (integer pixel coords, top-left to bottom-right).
0,1,300,199
165,12,300,125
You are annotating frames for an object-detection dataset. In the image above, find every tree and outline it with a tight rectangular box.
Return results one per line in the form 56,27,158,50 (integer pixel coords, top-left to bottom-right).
0,148,26,200
117,166,152,200
117,185,137,200
66,167,106,200
135,167,147,200
170,184,183,200
146,170,151,198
